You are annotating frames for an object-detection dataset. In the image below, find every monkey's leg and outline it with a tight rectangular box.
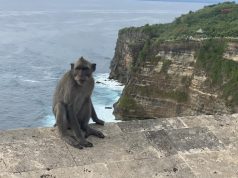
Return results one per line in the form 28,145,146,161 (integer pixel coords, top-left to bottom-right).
54,103,83,149
67,105,93,147
91,101,105,125
86,127,105,138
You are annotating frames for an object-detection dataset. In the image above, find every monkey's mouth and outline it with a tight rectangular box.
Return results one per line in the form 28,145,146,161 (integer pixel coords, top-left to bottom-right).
74,75,88,85
79,79,86,82
76,79,86,85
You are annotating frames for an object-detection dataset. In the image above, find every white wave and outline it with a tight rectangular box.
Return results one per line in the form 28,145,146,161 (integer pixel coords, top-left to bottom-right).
42,114,55,127
0,10,53,17
94,73,124,91
22,79,40,83
42,71,59,81
90,104,121,123
1,74,40,83
31,66,52,70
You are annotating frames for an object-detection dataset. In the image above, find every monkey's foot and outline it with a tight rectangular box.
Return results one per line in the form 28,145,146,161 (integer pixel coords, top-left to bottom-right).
62,136,84,149
79,140,93,147
74,144,84,149
95,131,105,138
86,129,105,139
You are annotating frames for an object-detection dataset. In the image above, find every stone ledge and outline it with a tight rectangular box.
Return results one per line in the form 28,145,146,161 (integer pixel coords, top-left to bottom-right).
0,114,238,178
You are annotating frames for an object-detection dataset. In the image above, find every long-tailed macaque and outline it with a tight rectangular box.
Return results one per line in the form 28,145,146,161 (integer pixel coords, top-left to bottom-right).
53,57,105,149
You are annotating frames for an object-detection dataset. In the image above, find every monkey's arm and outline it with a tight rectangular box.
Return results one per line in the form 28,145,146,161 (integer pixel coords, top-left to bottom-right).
91,100,105,125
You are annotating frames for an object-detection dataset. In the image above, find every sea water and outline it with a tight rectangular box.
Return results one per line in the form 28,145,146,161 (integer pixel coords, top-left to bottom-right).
0,0,209,130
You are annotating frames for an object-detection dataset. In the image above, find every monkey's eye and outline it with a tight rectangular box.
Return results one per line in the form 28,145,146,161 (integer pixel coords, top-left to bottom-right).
75,67,89,71
82,67,89,71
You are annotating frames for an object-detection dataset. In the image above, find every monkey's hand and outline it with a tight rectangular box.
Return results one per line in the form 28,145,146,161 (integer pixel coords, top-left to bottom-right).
94,118,105,125
74,144,84,149
79,140,93,147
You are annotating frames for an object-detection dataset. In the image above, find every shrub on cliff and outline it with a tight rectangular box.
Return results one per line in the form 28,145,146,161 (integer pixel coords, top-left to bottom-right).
196,39,238,107
141,2,238,40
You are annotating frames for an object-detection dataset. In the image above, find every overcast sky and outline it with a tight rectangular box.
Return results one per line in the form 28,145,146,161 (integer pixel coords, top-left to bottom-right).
0,0,237,11
142,0,237,2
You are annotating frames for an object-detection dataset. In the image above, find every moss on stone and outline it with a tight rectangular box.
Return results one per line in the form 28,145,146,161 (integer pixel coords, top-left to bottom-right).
116,94,147,119
134,85,188,103
160,60,172,73
196,39,238,106
117,95,137,109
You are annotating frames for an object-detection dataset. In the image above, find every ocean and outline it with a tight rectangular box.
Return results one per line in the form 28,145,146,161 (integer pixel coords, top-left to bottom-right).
0,0,210,130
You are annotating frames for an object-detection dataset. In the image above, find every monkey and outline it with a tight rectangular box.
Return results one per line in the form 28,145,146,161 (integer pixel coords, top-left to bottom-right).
53,57,105,149
69,62,105,126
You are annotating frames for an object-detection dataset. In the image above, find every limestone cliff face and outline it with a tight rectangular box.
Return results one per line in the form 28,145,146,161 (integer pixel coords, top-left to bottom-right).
223,42,238,62
110,29,238,120
109,27,149,83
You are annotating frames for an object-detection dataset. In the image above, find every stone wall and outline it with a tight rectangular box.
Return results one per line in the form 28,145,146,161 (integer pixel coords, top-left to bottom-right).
1,114,238,177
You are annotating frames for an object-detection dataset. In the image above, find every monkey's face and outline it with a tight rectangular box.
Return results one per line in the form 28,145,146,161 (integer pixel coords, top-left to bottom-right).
72,57,96,86
73,66,91,86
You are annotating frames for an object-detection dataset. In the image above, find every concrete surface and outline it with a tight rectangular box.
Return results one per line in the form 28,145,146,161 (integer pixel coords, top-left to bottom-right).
0,114,238,178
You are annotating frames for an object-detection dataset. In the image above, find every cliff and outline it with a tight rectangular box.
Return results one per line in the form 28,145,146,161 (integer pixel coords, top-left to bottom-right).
109,2,238,120
1,114,238,177
109,27,150,83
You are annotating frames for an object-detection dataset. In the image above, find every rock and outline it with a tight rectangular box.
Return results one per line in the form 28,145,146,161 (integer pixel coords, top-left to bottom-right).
109,27,150,83
110,30,237,121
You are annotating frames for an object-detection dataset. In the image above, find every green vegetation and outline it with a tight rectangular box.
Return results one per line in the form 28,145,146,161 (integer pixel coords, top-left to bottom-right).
181,76,192,87
138,39,150,62
117,95,137,109
196,39,227,84
141,2,238,40
167,90,188,103
196,39,238,106
129,2,238,72
161,60,172,73
121,2,238,109
135,85,188,103
134,2,238,106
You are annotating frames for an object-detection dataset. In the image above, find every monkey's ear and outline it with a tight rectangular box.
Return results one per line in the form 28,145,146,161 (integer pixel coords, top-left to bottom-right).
70,63,74,70
92,63,96,72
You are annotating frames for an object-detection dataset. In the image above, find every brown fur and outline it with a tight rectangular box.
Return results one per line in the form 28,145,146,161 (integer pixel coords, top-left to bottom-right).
53,57,104,149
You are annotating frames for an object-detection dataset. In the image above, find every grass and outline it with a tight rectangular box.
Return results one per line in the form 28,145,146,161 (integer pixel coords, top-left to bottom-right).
196,39,238,106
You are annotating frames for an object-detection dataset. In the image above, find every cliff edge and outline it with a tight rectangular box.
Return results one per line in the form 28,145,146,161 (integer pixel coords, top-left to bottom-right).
110,2,238,120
